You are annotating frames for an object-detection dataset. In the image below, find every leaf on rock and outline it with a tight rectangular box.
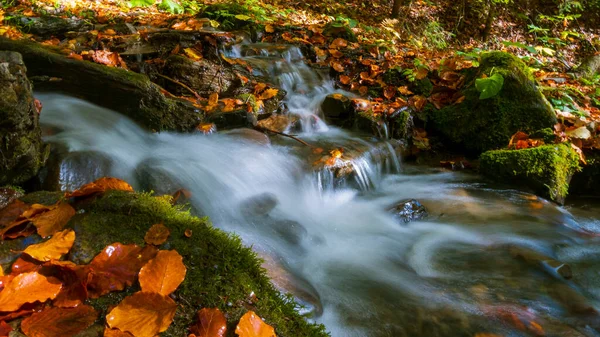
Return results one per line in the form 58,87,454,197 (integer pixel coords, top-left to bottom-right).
257,88,278,100
189,307,227,337
23,229,75,261
383,86,396,100
87,243,158,298
339,75,351,85
103,328,134,337
11,255,42,275
235,311,276,337
0,271,62,312
65,177,134,199
184,48,203,61
331,61,344,73
475,73,504,100
139,250,186,295
21,305,97,337
0,321,12,336
0,199,29,228
31,202,76,238
45,260,91,308
106,292,177,337
144,224,170,246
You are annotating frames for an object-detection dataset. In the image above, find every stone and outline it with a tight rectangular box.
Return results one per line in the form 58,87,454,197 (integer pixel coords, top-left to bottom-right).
0,186,24,210
239,192,278,216
569,152,600,196
321,93,352,125
222,128,271,146
0,51,47,186
162,55,239,97
40,149,113,192
256,114,299,133
389,199,428,223
479,143,580,204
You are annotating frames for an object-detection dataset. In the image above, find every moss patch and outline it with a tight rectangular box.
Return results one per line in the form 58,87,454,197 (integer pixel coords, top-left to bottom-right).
479,143,580,203
15,191,328,337
425,51,557,154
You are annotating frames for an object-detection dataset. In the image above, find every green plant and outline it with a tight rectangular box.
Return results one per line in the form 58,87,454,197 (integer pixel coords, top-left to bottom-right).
158,0,183,14
475,73,504,99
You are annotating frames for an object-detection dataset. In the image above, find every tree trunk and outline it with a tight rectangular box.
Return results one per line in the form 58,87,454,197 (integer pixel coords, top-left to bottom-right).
575,55,600,79
391,0,410,17
482,0,496,41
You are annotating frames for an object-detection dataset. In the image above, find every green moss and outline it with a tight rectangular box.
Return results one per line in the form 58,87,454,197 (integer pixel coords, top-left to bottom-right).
393,109,412,141
425,51,557,154
20,191,327,337
530,128,556,144
409,78,433,96
237,93,259,113
479,143,580,203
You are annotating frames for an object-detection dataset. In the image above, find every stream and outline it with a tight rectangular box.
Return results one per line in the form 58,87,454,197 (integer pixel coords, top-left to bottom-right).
37,44,600,337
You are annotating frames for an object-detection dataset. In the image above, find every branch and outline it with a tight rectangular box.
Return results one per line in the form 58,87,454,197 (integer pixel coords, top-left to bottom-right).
254,125,314,147
156,74,201,100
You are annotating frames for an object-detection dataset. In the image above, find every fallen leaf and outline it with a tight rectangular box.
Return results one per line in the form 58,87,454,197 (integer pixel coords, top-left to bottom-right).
103,328,134,337
87,243,158,298
31,202,76,238
184,48,203,61
339,75,351,85
0,321,12,336
415,67,428,80
46,260,91,308
208,93,219,106
257,88,278,100
235,311,276,337
23,229,76,261
11,255,42,275
358,86,368,96
265,24,274,33
189,308,227,337
329,38,348,49
383,86,396,100
331,62,345,73
254,83,268,94
144,224,170,246
139,250,186,295
0,199,29,228
184,229,193,238
106,292,177,337
21,305,97,337
0,271,62,312
66,177,134,199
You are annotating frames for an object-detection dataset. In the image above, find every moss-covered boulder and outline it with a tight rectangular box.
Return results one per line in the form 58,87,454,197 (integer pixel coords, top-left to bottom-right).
425,51,557,153
479,143,580,204
322,22,357,42
5,190,328,337
569,152,600,196
0,51,48,185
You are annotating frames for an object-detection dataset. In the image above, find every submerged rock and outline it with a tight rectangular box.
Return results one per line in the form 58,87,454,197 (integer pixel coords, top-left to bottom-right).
389,199,428,223
0,51,47,186
424,51,557,153
479,143,580,204
41,149,113,192
223,128,271,146
240,192,278,216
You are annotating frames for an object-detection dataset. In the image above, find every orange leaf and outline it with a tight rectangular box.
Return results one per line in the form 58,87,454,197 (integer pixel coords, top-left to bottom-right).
329,38,348,49
383,86,396,100
139,250,186,295
254,83,268,94
184,229,193,238
87,243,158,298
189,308,227,337
11,255,42,275
21,305,97,337
415,67,428,80
23,229,75,261
235,311,276,337
46,260,91,308
331,61,344,73
0,199,29,228
0,271,62,312
208,93,219,106
106,292,177,337
339,75,351,85
31,202,75,238
358,86,368,96
104,328,134,337
257,88,278,100
265,24,275,33
0,321,12,336
184,48,203,61
144,224,170,246
397,86,413,96
66,177,134,199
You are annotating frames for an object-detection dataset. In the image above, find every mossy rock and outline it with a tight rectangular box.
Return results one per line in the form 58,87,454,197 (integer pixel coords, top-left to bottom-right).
8,191,328,337
479,143,580,204
569,151,600,196
425,51,557,154
322,22,357,42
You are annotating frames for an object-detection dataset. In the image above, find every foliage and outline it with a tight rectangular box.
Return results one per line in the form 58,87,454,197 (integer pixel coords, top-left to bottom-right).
475,73,504,99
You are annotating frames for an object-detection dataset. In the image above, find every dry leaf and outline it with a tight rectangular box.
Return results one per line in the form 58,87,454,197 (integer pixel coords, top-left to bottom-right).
208,93,219,106
144,224,171,246
329,38,348,49
11,255,42,275
257,88,278,100
106,292,177,337
46,260,91,308
104,328,134,337
184,48,203,61
87,244,158,298
66,177,134,199
189,308,227,337
265,24,274,33
31,202,76,238
0,271,62,311
21,305,97,337
383,86,396,100
235,311,276,337
0,199,29,228
23,229,76,261
339,75,351,85
184,229,193,238
0,321,12,336
139,250,186,295
331,62,345,73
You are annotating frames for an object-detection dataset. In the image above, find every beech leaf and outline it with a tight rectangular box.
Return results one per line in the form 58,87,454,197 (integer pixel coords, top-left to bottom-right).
139,250,186,295
21,305,97,337
23,229,76,261
235,311,276,337
65,177,134,199
31,202,76,238
144,224,170,245
189,308,227,337
0,271,62,312
106,292,177,337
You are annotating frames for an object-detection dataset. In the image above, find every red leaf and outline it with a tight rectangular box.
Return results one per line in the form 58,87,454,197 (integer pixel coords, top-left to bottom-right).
21,305,98,337
0,321,12,337
189,308,227,337
106,292,177,337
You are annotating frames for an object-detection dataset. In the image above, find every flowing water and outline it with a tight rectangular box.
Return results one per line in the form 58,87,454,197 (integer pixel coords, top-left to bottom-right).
36,44,600,337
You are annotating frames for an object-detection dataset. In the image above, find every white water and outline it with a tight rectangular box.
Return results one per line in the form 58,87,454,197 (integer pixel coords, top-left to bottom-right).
37,46,600,336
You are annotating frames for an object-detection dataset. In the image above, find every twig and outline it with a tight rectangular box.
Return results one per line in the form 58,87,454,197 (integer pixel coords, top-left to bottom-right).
254,125,314,148
157,74,201,100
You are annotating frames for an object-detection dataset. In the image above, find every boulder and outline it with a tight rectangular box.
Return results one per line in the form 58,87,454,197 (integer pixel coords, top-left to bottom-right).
162,55,239,97
0,186,24,210
0,51,48,185
425,51,557,153
569,152,600,196
479,143,580,204
389,199,428,223
321,93,352,125
222,128,271,146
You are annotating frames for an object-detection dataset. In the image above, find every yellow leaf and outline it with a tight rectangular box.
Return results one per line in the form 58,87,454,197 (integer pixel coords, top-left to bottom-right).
265,24,274,33
184,48,202,61
23,229,76,262
235,311,276,337
208,93,219,106
138,250,186,296
257,88,278,100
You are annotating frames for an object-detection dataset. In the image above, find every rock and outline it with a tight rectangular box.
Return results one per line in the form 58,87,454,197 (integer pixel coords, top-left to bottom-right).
270,219,308,246
40,149,113,192
257,114,299,134
135,158,183,196
13,15,93,38
0,187,24,210
389,199,428,223
390,107,414,142
162,55,239,97
222,128,271,146
320,94,389,137
239,192,278,216
509,245,572,279
479,143,581,204
424,51,557,153
322,22,357,42
206,106,257,129
321,93,352,124
0,51,48,186
0,38,201,132
569,152,600,196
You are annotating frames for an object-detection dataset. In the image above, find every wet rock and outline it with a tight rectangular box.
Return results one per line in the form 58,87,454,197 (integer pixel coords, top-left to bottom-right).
569,152,600,196
424,51,557,153
222,128,271,146
239,192,278,216
256,114,299,133
12,15,93,38
270,219,308,246
321,93,352,124
547,282,598,315
479,143,580,204
0,51,48,186
0,187,24,210
322,22,357,42
509,245,573,279
162,55,239,97
206,106,257,129
389,199,428,223
40,149,113,192
135,158,182,195
147,30,236,61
